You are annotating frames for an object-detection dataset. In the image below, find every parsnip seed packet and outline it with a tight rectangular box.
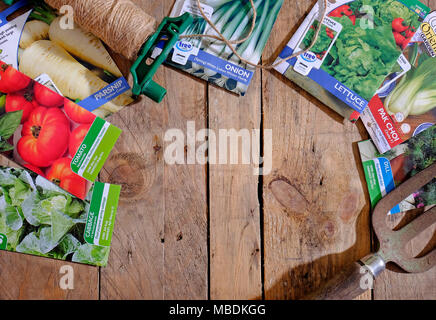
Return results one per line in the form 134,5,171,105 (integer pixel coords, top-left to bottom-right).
0,0,133,118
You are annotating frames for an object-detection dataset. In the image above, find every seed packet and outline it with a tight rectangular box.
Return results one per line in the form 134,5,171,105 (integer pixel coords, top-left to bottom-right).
361,11,436,153
150,0,284,96
0,163,121,267
274,0,429,120
0,61,122,199
0,0,134,119
358,125,436,214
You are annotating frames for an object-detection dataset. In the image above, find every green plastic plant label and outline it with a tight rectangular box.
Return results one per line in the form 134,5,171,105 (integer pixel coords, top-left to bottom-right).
0,233,7,250
84,182,121,247
71,117,122,182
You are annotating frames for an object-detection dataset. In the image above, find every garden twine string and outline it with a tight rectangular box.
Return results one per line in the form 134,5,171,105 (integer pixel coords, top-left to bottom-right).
44,0,328,69
180,0,329,69
44,0,157,60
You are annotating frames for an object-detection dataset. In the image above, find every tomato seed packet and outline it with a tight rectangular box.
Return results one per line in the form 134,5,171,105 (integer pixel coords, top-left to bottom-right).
0,0,134,119
0,61,122,199
0,162,121,266
274,0,429,121
361,11,436,153
358,125,436,214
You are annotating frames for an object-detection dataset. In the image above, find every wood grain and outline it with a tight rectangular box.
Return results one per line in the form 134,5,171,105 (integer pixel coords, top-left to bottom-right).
208,73,262,299
0,252,99,300
261,0,372,300
99,0,208,300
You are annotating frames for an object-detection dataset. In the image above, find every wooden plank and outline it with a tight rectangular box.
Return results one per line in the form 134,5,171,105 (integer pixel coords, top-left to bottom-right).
99,0,208,300
208,73,262,299
373,0,436,300
0,155,99,300
0,252,99,300
261,0,371,300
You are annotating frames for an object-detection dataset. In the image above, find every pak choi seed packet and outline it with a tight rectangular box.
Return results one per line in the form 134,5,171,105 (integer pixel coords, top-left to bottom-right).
274,0,429,121
358,124,436,214
361,10,436,153
0,61,122,199
0,163,121,267
151,0,284,96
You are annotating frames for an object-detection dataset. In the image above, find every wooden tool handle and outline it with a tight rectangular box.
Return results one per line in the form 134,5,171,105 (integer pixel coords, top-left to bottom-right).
307,261,371,300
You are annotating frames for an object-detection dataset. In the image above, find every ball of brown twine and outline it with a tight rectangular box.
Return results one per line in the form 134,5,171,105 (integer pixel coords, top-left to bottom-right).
45,0,156,60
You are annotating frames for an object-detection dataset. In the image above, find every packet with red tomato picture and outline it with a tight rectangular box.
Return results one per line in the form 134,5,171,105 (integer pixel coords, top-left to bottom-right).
0,61,122,199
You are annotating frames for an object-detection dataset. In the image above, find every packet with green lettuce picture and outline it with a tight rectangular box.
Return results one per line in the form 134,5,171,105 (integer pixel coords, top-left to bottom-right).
275,0,429,121
0,163,121,266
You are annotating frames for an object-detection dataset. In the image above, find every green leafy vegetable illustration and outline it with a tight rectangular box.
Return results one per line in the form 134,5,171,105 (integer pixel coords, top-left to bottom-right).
0,111,23,152
320,0,423,101
0,167,109,266
385,52,436,117
402,126,436,207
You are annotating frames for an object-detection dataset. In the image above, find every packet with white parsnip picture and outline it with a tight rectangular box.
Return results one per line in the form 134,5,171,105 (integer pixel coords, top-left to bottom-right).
0,0,134,119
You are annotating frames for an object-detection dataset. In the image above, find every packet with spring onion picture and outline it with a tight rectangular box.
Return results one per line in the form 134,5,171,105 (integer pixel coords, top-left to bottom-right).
0,160,121,266
358,125,436,215
361,10,436,153
274,0,429,121
150,0,284,95
0,0,134,119
0,61,122,199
